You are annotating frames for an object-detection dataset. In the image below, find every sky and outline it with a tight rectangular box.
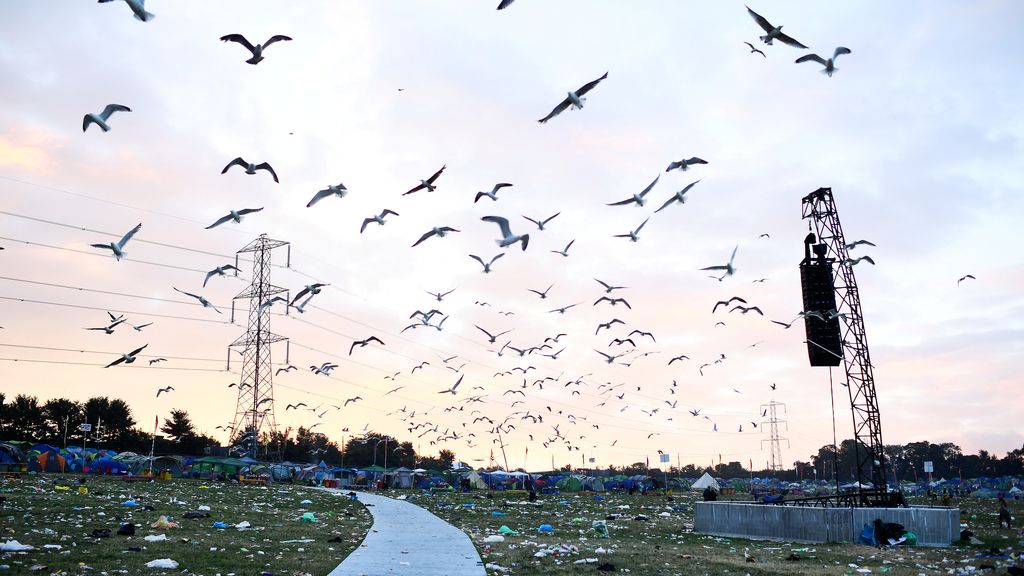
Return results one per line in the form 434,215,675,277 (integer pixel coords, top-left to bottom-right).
1,0,1022,471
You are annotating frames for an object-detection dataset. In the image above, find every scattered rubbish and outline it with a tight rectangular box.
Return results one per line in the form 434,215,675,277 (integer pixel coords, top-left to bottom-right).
150,515,178,529
235,520,252,530
537,524,554,532
121,499,138,507
0,541,33,552
212,521,229,529
498,526,519,536
183,511,209,519
592,520,609,538
197,505,211,511
300,512,316,523
491,511,507,517
280,539,315,544
483,535,505,543
116,523,136,536
300,499,313,505
143,534,168,542
90,529,111,538
144,559,179,569
573,558,598,564
597,562,615,572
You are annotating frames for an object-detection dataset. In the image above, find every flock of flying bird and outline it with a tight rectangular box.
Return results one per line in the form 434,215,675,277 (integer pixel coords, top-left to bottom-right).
7,1,978,463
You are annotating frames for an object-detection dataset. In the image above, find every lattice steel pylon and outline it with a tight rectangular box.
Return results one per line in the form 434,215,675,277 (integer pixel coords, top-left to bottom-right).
760,401,788,473
801,188,890,504
227,234,290,460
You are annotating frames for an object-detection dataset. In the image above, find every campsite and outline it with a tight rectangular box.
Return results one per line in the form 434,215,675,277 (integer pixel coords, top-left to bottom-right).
2,460,1023,575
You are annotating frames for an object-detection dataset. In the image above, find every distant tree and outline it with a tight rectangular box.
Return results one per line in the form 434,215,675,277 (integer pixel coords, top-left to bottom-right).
82,397,136,448
5,394,48,441
42,398,83,446
161,410,197,443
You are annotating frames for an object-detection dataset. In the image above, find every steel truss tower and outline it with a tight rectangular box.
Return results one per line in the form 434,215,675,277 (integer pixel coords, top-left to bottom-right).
227,234,290,460
801,188,890,503
760,401,788,473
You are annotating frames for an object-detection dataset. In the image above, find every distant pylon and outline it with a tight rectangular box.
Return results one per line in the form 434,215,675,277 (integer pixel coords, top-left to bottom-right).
227,234,291,460
760,400,789,473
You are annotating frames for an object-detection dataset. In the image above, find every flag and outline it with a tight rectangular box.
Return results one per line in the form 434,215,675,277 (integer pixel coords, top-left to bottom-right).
153,414,159,434
646,455,649,468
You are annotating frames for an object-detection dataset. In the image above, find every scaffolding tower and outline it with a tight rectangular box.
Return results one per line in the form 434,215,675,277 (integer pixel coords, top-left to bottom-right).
801,188,891,505
227,234,290,460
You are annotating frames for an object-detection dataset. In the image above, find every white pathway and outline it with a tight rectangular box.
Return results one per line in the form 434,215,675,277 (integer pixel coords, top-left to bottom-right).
326,490,486,576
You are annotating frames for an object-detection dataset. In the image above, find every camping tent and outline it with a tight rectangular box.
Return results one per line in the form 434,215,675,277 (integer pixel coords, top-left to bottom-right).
690,472,720,491
464,471,488,489
33,451,67,473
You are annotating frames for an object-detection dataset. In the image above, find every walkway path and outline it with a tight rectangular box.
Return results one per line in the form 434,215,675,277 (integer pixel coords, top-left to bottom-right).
326,490,486,576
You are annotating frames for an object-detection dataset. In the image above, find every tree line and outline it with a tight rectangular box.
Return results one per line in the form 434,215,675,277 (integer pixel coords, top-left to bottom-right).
2,393,1021,478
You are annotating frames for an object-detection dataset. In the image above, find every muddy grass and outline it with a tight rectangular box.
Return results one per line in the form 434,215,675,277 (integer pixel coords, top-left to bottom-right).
0,474,371,575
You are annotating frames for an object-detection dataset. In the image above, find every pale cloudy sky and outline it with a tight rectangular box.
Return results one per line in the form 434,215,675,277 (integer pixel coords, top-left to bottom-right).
1,1,1022,470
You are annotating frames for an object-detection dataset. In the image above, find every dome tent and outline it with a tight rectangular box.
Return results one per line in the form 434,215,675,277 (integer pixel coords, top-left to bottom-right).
689,472,720,491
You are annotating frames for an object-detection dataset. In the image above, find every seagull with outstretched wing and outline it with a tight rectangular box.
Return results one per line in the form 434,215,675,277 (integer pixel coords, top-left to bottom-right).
220,34,292,65
105,344,148,368
404,165,446,195
795,47,851,77
83,104,131,132
90,222,141,261
205,207,264,229
538,72,608,123
221,157,279,182
745,5,808,48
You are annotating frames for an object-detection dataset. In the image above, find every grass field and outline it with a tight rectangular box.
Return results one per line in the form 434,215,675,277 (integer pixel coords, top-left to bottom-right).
421,489,1024,576
0,475,371,575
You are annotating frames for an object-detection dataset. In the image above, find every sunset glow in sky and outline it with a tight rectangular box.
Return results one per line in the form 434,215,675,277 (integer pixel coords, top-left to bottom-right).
1,1,1022,470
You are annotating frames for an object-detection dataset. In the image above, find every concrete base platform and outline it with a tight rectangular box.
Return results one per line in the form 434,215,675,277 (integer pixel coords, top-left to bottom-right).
694,502,959,546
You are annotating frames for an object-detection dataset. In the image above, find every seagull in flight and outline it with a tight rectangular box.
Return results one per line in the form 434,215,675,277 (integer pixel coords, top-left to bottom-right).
307,183,348,207
957,274,975,286
743,42,766,57
438,374,464,395
614,217,649,242
90,222,141,261
844,255,875,266
404,165,446,195
98,0,154,22
148,358,166,365
155,386,174,397
205,207,264,229
527,283,554,299
173,287,221,313
412,226,460,247
712,296,747,313
290,283,328,306
474,183,513,203
130,322,153,332
203,264,239,288
550,239,575,257
594,278,627,293
701,245,739,278
538,72,608,123
360,209,399,233
730,305,764,315
595,318,625,335
629,330,656,342
83,104,131,132
607,175,659,207
285,402,307,410
845,239,876,251
523,212,560,231
665,157,708,172
85,318,126,334
258,296,288,315
496,0,515,9
425,288,455,302
220,34,293,65
481,216,530,250
655,180,701,213
594,296,631,309
745,5,808,48
221,158,279,182
105,344,148,368
593,349,626,364
548,302,581,315
795,47,852,77
668,354,689,365
475,325,511,343
469,253,504,273
275,365,298,376
310,362,338,376
349,336,384,355
344,396,363,406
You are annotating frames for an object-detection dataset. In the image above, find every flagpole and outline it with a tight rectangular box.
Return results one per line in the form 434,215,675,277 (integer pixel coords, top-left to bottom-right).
148,414,158,476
